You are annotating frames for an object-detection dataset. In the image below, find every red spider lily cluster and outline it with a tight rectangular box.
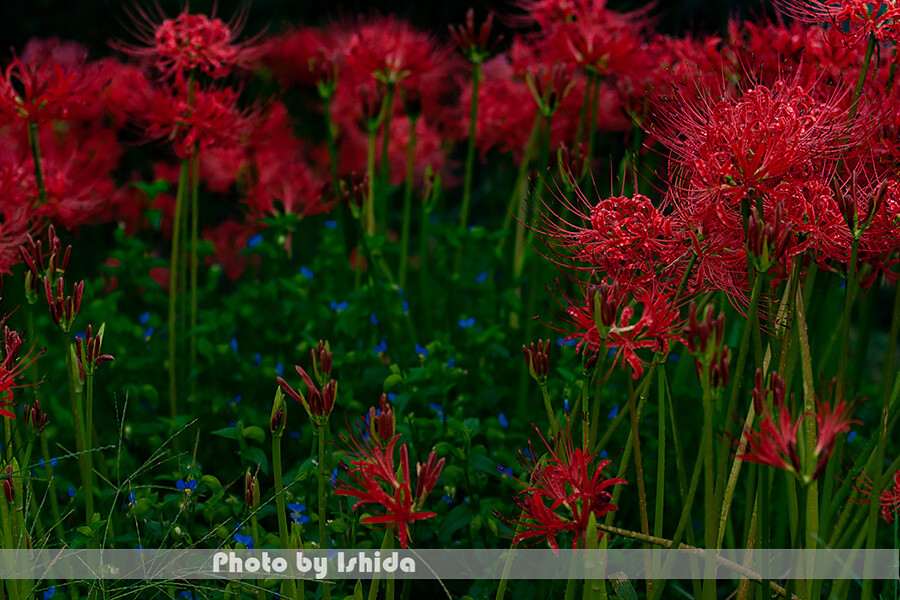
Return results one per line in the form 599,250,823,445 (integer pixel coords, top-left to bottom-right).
335,406,445,548
0,324,44,420
512,425,626,551
855,468,900,523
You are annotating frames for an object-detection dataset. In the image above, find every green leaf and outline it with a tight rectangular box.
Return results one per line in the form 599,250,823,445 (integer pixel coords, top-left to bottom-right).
242,425,266,444
211,427,238,440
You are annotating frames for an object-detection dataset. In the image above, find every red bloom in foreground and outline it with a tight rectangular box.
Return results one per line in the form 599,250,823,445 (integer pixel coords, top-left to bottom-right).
120,6,264,80
0,56,103,125
513,425,626,550
0,326,45,419
335,429,444,548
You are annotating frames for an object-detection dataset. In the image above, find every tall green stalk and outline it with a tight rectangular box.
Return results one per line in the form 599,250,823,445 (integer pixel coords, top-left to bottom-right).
272,433,298,600
366,129,378,238
167,159,191,421
458,61,481,235
378,83,397,235
399,115,419,289
317,423,331,600
189,150,200,404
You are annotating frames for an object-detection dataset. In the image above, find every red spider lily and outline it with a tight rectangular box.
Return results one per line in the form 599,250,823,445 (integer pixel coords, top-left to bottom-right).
512,425,626,550
263,27,343,89
118,5,265,81
853,468,900,523
368,394,395,447
277,365,337,426
0,203,33,275
449,9,501,62
775,0,900,45
0,57,104,125
737,377,857,482
141,82,258,159
44,276,83,334
0,326,45,420
74,323,114,380
335,431,445,548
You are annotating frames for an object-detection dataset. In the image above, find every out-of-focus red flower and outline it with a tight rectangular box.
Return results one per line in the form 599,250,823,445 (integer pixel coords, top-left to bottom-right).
335,431,445,549
854,468,900,523
203,221,260,282
512,424,625,550
0,204,33,275
262,27,343,88
775,0,900,45
119,6,265,80
0,325,45,419
0,55,105,126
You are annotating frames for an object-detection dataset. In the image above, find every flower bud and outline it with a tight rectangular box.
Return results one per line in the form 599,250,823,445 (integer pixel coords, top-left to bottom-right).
245,469,260,510
311,340,333,387
25,399,48,435
449,9,500,62
2,465,13,503
369,394,395,447
523,339,551,385
270,387,287,437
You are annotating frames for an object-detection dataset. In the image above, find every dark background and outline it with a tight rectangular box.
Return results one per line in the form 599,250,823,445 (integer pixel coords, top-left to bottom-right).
3,0,778,61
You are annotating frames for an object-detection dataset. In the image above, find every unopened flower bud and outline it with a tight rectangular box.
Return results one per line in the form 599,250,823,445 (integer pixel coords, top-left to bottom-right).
311,340,333,386
245,469,260,510
270,387,287,437
25,399,48,435
523,339,551,385
449,9,500,62
369,394,395,447
2,465,13,503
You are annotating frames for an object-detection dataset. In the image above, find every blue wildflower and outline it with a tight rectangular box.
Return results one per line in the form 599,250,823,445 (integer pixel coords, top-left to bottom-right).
446,358,456,367
179,592,194,600
374,338,388,355
607,348,616,358
74,331,86,340
498,413,509,428
847,431,858,442
124,491,136,510
415,344,428,358
39,458,59,469
330,468,338,487
228,395,242,407
324,220,338,229
330,300,349,312
233,533,254,549
287,430,302,440
287,503,311,525
370,313,378,325
522,447,535,461
608,406,619,419
246,234,263,248
68,486,76,498
497,465,513,477
230,338,238,353
402,300,410,313
143,326,154,341
441,494,453,504
176,479,198,492
139,312,151,325
387,393,397,402
44,587,55,600
474,271,488,284
277,362,284,377
429,403,445,421
458,317,475,328
300,267,314,280
564,399,570,413
600,450,608,459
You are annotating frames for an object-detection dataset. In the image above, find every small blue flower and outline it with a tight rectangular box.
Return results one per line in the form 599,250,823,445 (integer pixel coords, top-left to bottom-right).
254,353,262,367
441,494,453,504
287,503,310,525
429,403,445,421
446,358,456,367
179,592,194,600
74,331,86,341
143,326,154,341
458,317,475,329
370,313,378,325
600,450,608,459
556,337,576,347
668,353,681,363
233,533,254,549
176,479,198,492
300,266,314,280
847,430,858,442
228,395,242,407
246,234,263,248
522,447,535,461
387,393,397,402
330,300,349,312
330,468,338,487
496,465,514,478
231,338,239,353
124,491,136,510
608,406,619,419
68,486,76,498
498,413,509,428
287,430,302,440
374,338,388,355
324,220,338,229
402,300,410,313
415,344,428,358
277,362,284,377
39,458,59,469
474,271,488,284
564,399,570,413
44,587,55,600
607,348,617,358
139,312,151,325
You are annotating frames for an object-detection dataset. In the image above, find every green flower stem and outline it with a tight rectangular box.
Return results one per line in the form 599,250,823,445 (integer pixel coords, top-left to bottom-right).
699,367,717,599
539,385,560,442
0,479,22,600
625,377,651,572
653,368,666,542
574,72,595,152
713,272,763,518
84,371,97,548
582,71,602,193
716,401,755,549
399,114,419,289
836,237,860,395
368,529,393,600
385,527,395,600
27,120,47,205
65,339,94,542
250,510,263,600
419,196,434,336
317,423,331,600
167,158,191,421
189,149,200,404
322,92,351,256
495,513,526,600
379,84,396,182
365,128,378,237
457,60,481,236
11,468,31,600
587,359,607,451
850,35,877,119
272,434,298,600
40,432,64,541
496,115,541,256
